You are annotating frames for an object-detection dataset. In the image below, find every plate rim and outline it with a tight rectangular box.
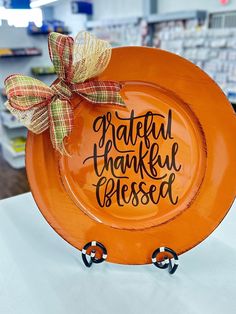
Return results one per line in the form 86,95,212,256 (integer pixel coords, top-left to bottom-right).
26,46,236,264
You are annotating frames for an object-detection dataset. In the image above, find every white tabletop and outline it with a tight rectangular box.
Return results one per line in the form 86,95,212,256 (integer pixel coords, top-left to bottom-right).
0,193,235,314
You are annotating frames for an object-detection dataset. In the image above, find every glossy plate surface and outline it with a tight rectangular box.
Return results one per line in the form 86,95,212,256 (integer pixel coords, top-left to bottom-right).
26,47,236,264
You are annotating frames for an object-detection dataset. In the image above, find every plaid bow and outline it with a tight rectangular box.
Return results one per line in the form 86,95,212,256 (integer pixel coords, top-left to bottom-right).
4,32,125,155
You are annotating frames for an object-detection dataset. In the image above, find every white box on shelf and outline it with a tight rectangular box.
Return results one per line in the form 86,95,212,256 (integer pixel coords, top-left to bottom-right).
1,141,25,169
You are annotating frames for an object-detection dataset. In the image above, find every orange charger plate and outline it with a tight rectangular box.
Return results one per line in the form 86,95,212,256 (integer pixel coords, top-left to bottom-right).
26,47,236,265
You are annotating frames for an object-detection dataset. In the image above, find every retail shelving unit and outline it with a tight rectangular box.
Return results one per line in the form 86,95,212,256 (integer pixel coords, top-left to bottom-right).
86,16,142,46
141,10,236,113
0,90,27,169
0,32,44,168
0,111,27,169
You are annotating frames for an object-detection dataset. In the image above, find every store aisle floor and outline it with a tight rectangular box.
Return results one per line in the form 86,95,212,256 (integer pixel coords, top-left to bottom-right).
0,150,29,200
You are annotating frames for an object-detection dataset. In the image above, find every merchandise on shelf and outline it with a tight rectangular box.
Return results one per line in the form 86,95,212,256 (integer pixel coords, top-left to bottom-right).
145,19,236,100
31,66,56,75
87,19,142,46
10,137,26,153
0,48,13,56
0,47,42,58
28,20,70,35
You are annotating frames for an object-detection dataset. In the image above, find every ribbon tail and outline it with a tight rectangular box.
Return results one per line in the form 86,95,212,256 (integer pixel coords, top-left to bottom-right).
73,80,126,107
79,91,125,107
48,98,73,155
6,101,49,134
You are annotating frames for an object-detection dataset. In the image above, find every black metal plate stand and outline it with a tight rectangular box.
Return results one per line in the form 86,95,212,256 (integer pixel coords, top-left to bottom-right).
151,246,179,275
81,241,107,268
81,241,179,274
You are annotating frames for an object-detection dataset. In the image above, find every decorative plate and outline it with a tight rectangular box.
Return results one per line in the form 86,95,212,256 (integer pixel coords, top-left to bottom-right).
26,47,236,264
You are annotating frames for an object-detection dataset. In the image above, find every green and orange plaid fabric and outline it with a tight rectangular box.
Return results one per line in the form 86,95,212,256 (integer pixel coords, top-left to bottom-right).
4,31,125,155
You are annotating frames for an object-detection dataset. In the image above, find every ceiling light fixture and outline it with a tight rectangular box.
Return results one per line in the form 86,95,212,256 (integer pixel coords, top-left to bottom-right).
0,7,42,27
30,0,58,8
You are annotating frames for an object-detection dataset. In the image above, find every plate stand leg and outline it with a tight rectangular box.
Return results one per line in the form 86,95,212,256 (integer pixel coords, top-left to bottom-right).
151,246,179,275
81,241,107,268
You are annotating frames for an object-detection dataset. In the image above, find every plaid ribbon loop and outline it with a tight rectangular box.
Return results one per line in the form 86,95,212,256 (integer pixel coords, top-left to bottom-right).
4,31,125,155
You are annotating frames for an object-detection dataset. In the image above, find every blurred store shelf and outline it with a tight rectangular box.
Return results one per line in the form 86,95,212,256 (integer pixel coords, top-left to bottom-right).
0,48,42,58
147,10,207,24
